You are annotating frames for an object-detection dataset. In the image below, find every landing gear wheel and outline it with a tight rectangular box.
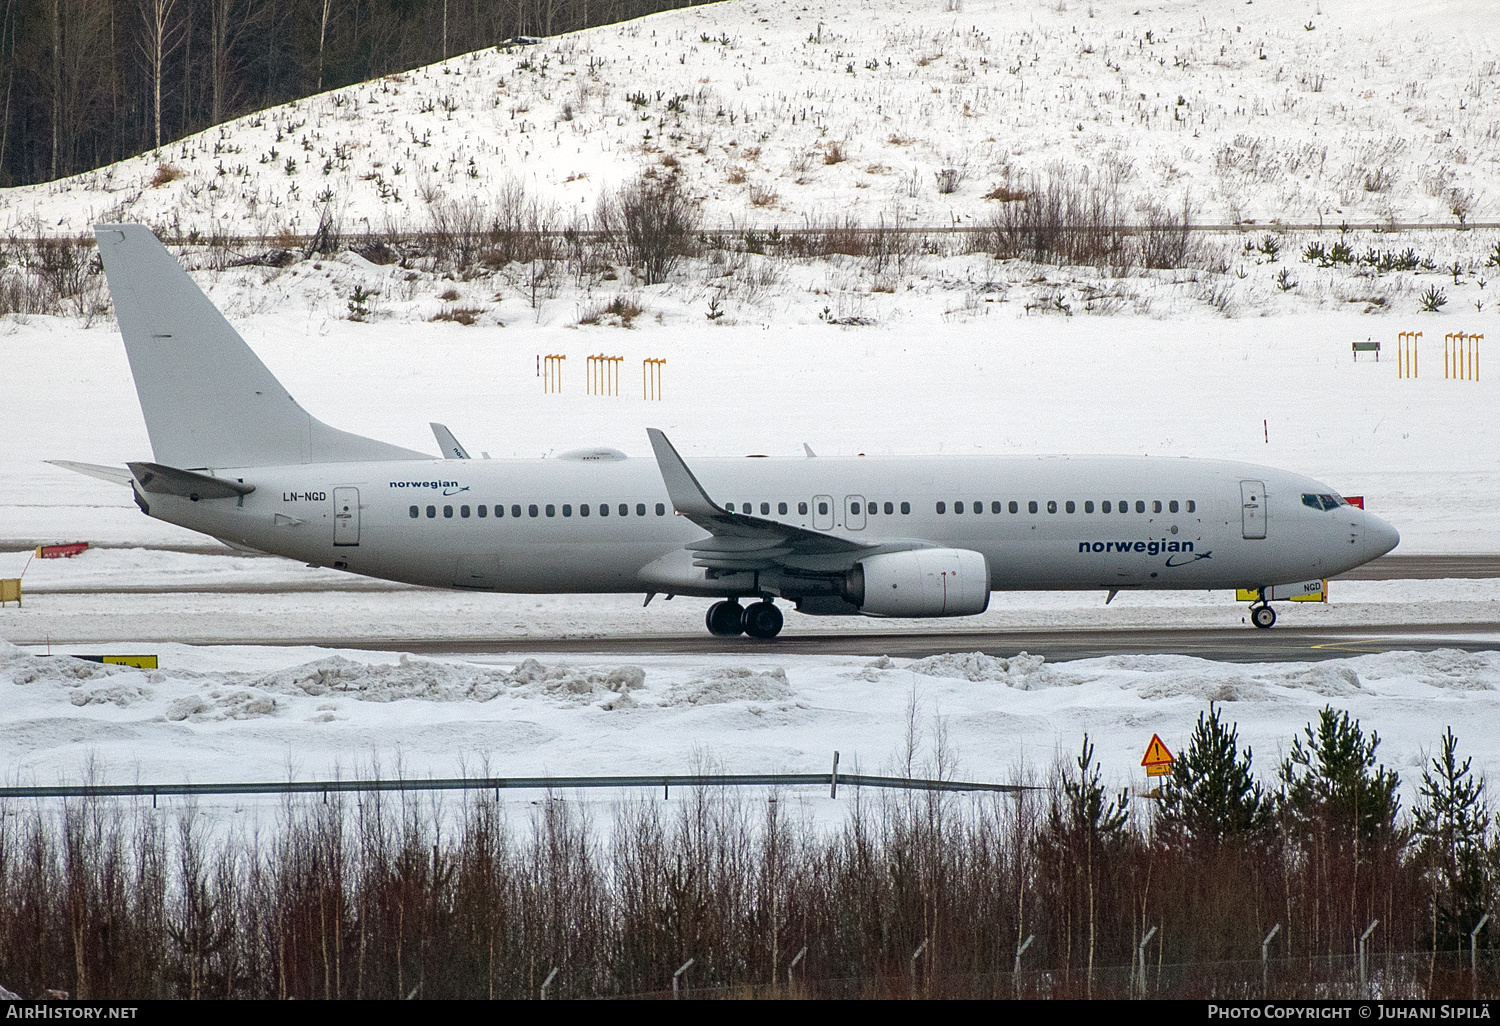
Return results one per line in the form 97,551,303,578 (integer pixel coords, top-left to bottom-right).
706,600,745,637
741,601,784,639
1251,604,1277,630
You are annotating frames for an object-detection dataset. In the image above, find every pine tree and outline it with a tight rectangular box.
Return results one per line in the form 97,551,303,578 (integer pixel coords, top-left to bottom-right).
1279,706,1402,846
1414,728,1492,948
1158,703,1272,844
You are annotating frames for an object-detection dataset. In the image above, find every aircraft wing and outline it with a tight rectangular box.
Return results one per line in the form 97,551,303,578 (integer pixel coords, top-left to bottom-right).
646,428,883,572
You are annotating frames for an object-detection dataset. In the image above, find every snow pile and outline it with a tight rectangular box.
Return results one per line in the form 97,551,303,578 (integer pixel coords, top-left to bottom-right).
907,651,1054,690
1353,649,1500,692
668,666,792,706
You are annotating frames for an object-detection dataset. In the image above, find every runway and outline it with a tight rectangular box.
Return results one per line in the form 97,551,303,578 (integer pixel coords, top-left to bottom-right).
103,622,1491,663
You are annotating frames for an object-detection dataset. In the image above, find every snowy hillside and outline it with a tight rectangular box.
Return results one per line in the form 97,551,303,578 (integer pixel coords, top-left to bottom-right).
5,0,1499,236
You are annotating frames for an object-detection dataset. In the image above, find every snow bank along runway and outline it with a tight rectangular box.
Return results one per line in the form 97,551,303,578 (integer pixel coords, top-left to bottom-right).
4,639,1500,822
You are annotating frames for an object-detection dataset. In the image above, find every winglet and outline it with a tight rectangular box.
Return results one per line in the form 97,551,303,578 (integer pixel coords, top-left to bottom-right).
646,429,724,521
430,422,471,459
803,443,817,458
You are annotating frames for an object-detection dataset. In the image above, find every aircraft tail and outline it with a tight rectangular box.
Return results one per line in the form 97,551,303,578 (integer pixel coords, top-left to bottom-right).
93,224,428,469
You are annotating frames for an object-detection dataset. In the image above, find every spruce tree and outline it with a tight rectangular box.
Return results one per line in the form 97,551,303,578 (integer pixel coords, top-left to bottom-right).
1414,728,1493,947
1158,703,1272,843
1278,706,1402,846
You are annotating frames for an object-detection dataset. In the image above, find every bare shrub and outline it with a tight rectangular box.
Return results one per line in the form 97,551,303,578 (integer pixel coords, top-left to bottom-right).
578,294,642,327
748,185,778,208
150,164,184,188
1137,195,1196,269
823,141,846,165
984,165,1128,268
595,176,701,285
430,305,483,325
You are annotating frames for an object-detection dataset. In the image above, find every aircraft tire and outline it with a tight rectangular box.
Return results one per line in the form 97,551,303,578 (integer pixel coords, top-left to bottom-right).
742,601,784,639
706,600,745,637
1251,604,1277,630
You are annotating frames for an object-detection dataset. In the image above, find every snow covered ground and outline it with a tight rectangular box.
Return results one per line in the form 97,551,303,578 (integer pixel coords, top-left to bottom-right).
4,639,1500,820
2,0,1498,806
6,0,1498,235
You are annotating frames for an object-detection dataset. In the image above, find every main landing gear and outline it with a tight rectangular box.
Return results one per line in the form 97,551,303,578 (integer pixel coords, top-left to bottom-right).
705,599,784,639
1250,601,1278,630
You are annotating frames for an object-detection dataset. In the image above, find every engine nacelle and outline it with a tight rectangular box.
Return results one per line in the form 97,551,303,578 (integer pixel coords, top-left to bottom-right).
844,548,991,617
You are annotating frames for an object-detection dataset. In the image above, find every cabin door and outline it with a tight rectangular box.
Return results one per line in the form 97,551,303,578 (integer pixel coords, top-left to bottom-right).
1240,480,1266,540
333,487,361,546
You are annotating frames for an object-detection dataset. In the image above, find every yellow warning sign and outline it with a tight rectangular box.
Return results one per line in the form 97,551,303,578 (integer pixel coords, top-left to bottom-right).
1142,734,1174,778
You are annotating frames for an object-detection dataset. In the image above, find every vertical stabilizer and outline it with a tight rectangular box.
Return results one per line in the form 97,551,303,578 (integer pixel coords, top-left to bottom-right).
93,224,428,469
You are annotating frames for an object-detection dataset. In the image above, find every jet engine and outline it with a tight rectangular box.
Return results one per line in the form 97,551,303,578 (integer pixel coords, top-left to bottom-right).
843,548,990,617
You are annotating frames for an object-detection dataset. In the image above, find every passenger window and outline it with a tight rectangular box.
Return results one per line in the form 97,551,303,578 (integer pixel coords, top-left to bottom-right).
496,505,505,517
562,504,572,517
972,500,982,514
1085,500,1094,513
516,505,525,518
655,503,665,516
900,501,910,514
818,501,829,515
1009,501,1018,514
1153,500,1162,513
580,504,590,517
852,501,863,514
461,505,470,518
1119,500,1128,513
779,502,789,515
545,504,555,517
444,505,454,518
954,501,964,514
1169,500,1179,513
761,502,770,515
743,501,751,513
885,502,895,515
478,505,487,518
427,505,437,518
1133,500,1143,513
726,502,736,513
991,501,1001,514
598,503,608,517
936,501,946,514
1065,500,1075,513
1047,500,1057,514
799,501,809,515
1028,501,1038,514
1187,500,1195,513
409,505,419,518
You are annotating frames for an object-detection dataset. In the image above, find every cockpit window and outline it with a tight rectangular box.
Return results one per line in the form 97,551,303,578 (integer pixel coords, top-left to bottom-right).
1301,493,1343,512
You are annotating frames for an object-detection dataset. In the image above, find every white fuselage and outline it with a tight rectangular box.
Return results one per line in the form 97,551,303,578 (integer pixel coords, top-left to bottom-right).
135,453,1399,609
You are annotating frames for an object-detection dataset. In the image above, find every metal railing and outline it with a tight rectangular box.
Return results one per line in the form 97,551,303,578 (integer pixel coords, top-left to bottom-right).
0,771,1034,802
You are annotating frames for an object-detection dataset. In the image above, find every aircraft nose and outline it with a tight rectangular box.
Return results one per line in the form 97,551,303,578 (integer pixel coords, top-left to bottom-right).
1364,512,1400,559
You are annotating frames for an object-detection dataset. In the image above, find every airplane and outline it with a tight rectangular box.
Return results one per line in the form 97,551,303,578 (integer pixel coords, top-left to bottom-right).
52,224,1400,639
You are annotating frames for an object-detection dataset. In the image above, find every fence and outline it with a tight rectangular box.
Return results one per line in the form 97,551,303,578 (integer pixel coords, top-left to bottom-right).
0,770,1033,803
624,950,1500,1000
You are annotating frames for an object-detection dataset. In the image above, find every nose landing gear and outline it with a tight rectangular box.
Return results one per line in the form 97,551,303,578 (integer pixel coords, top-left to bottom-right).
705,598,784,639
1250,602,1277,630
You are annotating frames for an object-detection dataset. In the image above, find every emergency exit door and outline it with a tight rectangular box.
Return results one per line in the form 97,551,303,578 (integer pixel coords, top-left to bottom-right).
333,487,361,545
1240,480,1265,539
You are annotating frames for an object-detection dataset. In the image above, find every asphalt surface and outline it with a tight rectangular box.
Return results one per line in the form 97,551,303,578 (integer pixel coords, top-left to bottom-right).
49,622,1482,663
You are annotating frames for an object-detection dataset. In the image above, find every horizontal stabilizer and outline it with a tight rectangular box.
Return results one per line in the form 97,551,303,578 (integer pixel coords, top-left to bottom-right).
46,460,134,486
127,462,255,500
